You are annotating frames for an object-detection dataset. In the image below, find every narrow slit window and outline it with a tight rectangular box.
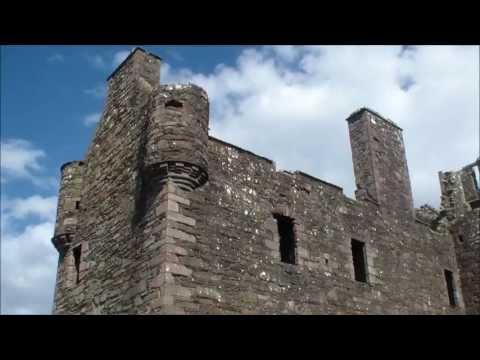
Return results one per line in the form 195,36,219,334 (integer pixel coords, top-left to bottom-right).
458,234,464,243
75,201,80,210
73,245,82,285
273,214,296,264
444,269,457,307
351,239,368,283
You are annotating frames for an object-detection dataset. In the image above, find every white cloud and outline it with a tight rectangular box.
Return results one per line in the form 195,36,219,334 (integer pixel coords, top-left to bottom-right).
86,49,133,71
2,195,57,221
162,62,195,84
84,83,107,99
0,140,59,314
160,45,478,207
1,194,58,314
0,139,57,188
86,54,107,69
166,49,185,62
112,50,130,68
269,45,303,63
47,53,65,63
1,139,44,177
83,112,101,127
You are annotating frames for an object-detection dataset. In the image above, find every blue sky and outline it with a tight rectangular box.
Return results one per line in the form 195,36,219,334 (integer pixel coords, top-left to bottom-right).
1,45,478,314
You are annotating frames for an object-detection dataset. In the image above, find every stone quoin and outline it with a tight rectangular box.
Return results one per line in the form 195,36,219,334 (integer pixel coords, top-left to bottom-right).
51,47,480,315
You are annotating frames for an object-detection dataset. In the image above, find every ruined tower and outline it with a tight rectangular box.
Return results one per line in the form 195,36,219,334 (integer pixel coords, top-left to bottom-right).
439,159,480,314
347,108,414,217
51,47,476,315
52,161,85,298
52,48,211,314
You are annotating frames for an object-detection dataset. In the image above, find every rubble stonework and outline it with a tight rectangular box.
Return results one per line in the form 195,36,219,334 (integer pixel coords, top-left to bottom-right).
51,48,479,314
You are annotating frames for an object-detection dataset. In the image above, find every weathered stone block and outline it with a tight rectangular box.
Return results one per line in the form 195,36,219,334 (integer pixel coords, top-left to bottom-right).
163,263,192,277
165,228,196,242
166,212,196,227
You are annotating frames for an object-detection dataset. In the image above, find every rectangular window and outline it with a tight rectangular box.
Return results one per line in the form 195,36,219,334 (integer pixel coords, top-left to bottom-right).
75,201,80,210
273,214,296,264
444,269,457,307
73,245,82,285
351,239,368,283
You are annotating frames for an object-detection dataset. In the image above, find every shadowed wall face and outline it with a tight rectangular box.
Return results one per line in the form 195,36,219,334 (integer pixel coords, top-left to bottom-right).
53,49,161,313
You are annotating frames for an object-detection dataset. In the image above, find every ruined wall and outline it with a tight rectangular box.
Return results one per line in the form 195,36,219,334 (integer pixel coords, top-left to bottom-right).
51,47,474,315
452,211,480,314
439,161,480,315
155,137,464,314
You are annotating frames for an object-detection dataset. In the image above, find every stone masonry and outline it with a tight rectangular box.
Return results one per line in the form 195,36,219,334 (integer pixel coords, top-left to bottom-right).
51,47,480,315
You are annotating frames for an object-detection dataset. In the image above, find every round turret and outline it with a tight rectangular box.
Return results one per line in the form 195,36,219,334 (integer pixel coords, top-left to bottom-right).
144,84,209,191
52,160,85,252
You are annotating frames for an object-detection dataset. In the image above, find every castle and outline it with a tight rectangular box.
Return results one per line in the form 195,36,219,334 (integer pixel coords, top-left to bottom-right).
51,48,480,314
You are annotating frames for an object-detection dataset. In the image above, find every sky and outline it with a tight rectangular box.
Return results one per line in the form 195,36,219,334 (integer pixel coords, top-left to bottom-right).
1,45,478,314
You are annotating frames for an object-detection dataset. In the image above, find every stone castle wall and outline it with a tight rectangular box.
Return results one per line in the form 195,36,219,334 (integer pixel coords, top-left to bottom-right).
156,137,464,314
51,48,478,315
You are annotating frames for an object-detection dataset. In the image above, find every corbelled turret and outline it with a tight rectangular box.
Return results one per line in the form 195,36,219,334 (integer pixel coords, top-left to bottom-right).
144,83,209,191
52,160,85,253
